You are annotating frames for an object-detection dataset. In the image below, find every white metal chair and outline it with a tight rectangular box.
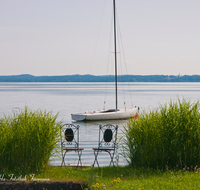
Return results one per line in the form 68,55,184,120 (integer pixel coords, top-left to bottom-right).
60,123,84,167
92,124,118,167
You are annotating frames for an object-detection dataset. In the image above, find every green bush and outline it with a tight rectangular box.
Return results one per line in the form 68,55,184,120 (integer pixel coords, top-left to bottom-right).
0,106,61,173
122,99,200,170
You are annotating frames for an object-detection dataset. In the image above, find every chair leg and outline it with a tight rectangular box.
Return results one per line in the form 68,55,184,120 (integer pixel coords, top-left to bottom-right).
61,151,67,166
107,151,115,166
77,150,83,167
92,150,100,168
110,151,115,166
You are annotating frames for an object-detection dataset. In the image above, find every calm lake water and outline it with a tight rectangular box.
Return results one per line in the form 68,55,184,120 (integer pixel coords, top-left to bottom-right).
1,82,200,166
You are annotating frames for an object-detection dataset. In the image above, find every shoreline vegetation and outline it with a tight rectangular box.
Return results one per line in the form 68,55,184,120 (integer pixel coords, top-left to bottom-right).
0,107,61,173
122,98,200,170
1,99,200,189
1,74,200,82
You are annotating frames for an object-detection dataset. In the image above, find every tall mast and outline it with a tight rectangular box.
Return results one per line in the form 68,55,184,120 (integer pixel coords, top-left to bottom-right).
113,0,118,110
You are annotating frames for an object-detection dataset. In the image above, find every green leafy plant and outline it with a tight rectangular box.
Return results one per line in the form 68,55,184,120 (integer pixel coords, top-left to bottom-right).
0,106,61,173
121,98,200,170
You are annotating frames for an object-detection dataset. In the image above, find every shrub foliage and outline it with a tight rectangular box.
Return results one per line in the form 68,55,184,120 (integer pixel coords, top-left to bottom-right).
0,107,61,173
122,99,200,169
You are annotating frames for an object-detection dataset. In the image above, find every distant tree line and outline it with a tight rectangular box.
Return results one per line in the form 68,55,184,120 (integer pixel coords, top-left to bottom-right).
0,74,200,82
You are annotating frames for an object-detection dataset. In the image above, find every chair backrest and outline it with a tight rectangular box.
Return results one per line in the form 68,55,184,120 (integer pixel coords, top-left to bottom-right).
98,124,118,149
60,123,80,149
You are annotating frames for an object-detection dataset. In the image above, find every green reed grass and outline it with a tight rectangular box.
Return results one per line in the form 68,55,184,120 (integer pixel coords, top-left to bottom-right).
121,98,200,170
0,106,61,173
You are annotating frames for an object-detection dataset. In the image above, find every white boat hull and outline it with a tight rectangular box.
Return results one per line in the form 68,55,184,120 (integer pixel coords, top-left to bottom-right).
71,107,139,121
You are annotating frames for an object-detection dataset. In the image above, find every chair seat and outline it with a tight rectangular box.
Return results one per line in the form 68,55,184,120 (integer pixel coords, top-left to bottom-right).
63,148,84,151
93,148,114,151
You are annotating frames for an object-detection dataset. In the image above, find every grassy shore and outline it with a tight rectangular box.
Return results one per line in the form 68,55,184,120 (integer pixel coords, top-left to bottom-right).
31,165,200,189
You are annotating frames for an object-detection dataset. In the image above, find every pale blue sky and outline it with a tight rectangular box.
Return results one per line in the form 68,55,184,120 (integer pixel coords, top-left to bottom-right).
0,0,200,76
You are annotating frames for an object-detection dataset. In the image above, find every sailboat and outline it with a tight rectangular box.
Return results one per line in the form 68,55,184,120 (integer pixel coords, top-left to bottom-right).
71,0,139,121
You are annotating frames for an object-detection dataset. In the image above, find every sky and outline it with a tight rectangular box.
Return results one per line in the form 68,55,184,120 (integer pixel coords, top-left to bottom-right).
0,0,200,76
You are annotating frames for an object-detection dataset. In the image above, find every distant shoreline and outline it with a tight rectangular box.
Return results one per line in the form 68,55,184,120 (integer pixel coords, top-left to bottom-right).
0,74,200,82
